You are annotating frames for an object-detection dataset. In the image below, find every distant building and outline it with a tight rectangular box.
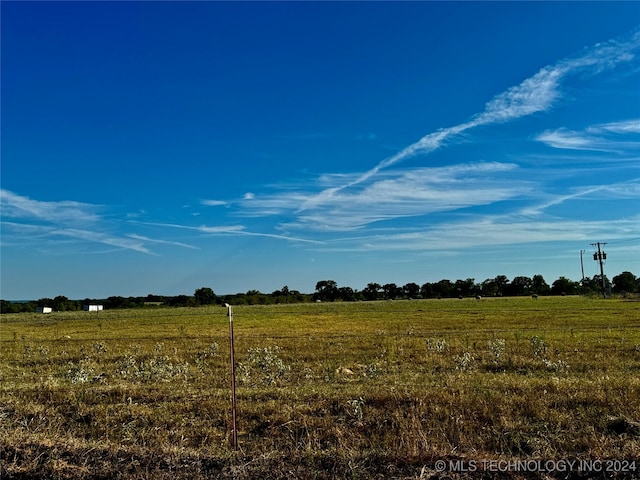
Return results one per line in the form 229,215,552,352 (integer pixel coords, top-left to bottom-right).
83,304,104,312
36,306,53,314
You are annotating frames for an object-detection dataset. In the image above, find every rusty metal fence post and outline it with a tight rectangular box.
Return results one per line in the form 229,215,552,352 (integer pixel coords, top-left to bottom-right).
225,303,238,450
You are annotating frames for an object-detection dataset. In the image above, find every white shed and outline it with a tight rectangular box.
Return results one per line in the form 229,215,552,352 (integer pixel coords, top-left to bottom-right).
83,304,104,312
36,306,53,314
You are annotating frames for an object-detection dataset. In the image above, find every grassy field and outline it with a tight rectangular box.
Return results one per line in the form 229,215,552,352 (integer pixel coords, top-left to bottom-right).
1,296,639,479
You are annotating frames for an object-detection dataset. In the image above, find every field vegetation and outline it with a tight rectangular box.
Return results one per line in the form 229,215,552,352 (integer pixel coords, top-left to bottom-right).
1,296,639,479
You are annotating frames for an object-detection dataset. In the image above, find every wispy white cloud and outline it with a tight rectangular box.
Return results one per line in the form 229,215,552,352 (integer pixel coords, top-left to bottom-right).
132,220,245,234
198,225,247,234
0,189,163,254
201,199,229,207
324,215,640,253
0,222,57,248
1,221,154,255
1,189,101,224
474,66,564,126
535,129,612,151
520,185,608,216
536,118,640,152
296,28,640,213
134,221,324,244
469,30,639,126
127,233,199,250
595,119,640,134
53,229,155,254
242,162,528,231
521,178,640,217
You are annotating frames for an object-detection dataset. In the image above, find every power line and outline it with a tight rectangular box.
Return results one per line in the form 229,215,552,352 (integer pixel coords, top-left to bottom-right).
606,237,640,246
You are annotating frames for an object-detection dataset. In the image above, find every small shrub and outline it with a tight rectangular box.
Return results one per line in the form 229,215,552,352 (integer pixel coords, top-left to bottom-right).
454,351,474,371
530,336,547,357
64,361,95,384
361,362,381,379
542,358,569,372
195,342,219,372
23,345,33,358
488,338,506,364
238,346,289,386
426,338,449,353
115,355,189,382
347,397,365,422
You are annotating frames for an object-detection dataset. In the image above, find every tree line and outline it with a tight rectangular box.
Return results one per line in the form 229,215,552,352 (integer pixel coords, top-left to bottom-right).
1,271,638,314
312,271,638,302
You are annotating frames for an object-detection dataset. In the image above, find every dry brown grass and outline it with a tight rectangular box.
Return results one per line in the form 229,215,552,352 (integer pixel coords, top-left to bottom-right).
1,297,639,479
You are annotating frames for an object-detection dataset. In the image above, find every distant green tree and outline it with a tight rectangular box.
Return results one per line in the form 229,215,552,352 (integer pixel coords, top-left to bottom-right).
0,300,9,313
586,274,611,296
481,278,498,297
494,275,510,296
507,276,533,296
194,287,217,305
314,280,338,302
551,277,579,295
37,298,54,308
168,295,196,307
6,301,34,313
382,283,401,299
338,286,356,302
53,295,77,311
402,282,420,299
104,296,128,309
272,286,293,303
245,290,264,305
289,290,309,303
455,278,476,297
532,275,550,295
362,283,381,301
433,279,454,298
612,271,637,293
420,282,435,298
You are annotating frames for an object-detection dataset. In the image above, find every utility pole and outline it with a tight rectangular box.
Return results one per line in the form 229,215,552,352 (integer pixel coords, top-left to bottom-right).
591,242,607,298
580,249,586,295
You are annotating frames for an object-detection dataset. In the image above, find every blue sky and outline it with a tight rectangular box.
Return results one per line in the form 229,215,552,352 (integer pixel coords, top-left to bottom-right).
2,2,639,300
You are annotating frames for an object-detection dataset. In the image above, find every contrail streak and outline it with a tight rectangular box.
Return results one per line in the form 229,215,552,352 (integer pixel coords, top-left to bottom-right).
298,28,640,212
